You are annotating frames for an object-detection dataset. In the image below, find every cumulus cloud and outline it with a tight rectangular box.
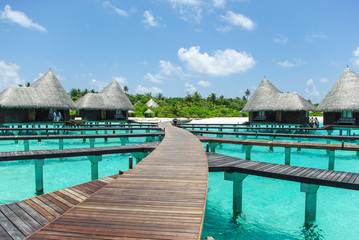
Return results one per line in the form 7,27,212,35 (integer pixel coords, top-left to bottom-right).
142,10,161,28
305,79,320,98
197,80,211,87
277,58,306,67
135,85,163,94
178,46,255,76
114,76,127,84
274,34,288,44
0,5,46,31
319,77,329,83
103,1,136,16
144,73,162,83
353,46,359,68
167,0,202,23
0,60,23,90
305,31,327,42
185,83,196,93
144,60,184,83
219,11,255,31
90,79,107,91
213,0,226,8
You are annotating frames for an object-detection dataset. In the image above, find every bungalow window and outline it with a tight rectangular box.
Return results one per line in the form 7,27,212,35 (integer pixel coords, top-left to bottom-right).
258,111,265,116
343,111,352,118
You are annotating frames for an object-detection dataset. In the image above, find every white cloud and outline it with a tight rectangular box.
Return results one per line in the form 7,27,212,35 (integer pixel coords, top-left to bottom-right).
197,80,211,87
213,0,226,8
277,58,306,67
353,46,359,68
219,11,255,31
144,60,184,83
274,34,288,44
0,5,46,31
319,77,329,83
178,46,255,76
144,72,162,83
135,85,163,94
142,10,161,28
103,1,135,17
167,0,202,23
305,79,319,97
185,83,196,93
0,60,23,90
305,31,327,42
90,79,107,91
114,76,127,84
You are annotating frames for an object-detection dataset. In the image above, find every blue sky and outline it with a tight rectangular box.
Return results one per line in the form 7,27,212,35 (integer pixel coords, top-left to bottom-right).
0,0,358,103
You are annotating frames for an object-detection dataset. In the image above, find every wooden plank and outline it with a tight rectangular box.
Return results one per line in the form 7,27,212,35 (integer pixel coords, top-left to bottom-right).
0,211,25,240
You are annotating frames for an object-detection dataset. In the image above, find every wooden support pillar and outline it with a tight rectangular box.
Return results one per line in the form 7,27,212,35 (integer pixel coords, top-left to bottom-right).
356,140,359,157
327,130,333,136
328,150,335,170
121,137,129,145
89,138,95,148
24,140,30,151
88,155,102,180
129,156,133,169
34,159,45,195
269,137,274,151
297,139,302,152
285,147,291,165
224,172,248,214
244,145,252,160
339,130,342,136
146,136,154,142
209,142,219,153
326,139,331,154
300,183,320,225
131,152,150,164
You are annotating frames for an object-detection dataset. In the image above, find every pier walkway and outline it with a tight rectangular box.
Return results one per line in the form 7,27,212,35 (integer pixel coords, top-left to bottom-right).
0,175,119,240
25,122,208,239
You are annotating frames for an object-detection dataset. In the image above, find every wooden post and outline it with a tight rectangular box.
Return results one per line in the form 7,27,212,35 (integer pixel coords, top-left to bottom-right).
297,139,302,152
285,147,291,165
224,172,248,214
129,156,133,169
356,140,359,157
88,155,102,180
209,142,219,153
300,183,320,225
34,159,45,195
120,137,128,145
131,152,150,164
24,140,30,151
206,143,209,152
244,145,252,160
327,130,333,135
328,150,335,170
89,138,95,148
269,137,274,151
326,139,331,154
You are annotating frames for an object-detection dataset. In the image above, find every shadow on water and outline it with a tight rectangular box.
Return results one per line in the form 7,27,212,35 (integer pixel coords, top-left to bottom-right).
300,223,324,240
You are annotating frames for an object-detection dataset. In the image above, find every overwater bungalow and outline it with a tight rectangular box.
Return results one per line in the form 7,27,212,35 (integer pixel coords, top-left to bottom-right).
75,80,134,121
0,70,75,123
241,77,315,124
317,67,359,125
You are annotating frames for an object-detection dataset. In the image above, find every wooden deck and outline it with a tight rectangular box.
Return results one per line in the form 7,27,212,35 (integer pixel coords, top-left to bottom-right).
26,122,208,239
207,152,359,190
0,141,159,162
198,136,359,151
0,132,164,141
0,175,119,240
181,125,323,132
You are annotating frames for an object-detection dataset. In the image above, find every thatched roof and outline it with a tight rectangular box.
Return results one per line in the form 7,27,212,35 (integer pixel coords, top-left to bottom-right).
75,80,135,111
241,77,315,112
144,109,154,114
317,67,359,112
0,70,75,110
146,99,159,108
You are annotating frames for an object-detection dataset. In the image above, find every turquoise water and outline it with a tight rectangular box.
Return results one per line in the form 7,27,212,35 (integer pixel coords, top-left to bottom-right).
201,143,359,240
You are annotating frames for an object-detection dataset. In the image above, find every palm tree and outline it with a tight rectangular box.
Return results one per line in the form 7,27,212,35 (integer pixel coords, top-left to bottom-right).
123,86,129,93
208,93,217,105
245,89,251,99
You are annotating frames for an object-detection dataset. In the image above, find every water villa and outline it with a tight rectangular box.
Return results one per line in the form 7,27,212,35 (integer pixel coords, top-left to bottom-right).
0,70,75,123
241,77,315,125
146,98,159,108
75,80,134,121
317,67,359,125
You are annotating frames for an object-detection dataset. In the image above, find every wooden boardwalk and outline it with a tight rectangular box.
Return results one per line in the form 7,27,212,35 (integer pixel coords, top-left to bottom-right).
26,122,208,239
0,175,118,240
198,136,359,151
207,152,359,190
0,142,159,162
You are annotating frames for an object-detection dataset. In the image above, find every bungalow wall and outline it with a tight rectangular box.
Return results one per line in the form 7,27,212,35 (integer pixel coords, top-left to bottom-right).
0,109,29,123
249,111,276,122
323,112,358,125
35,109,70,122
281,111,309,124
79,110,102,121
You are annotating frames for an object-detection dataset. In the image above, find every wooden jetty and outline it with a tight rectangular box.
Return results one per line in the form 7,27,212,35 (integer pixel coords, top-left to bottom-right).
0,174,118,240
207,152,359,224
25,122,208,239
